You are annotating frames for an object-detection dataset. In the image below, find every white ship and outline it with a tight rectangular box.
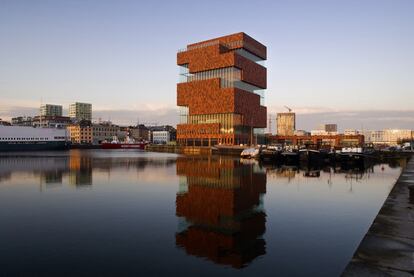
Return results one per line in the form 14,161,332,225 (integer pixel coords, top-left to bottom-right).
0,125,69,151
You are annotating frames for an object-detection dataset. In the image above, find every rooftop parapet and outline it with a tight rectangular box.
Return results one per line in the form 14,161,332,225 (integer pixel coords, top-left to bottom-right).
178,32,266,60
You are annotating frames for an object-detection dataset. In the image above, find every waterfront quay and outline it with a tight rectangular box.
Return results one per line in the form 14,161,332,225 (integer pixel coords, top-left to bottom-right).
343,156,414,276
0,150,405,276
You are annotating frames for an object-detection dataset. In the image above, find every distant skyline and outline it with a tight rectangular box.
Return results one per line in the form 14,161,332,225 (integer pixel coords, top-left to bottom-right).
1,0,413,131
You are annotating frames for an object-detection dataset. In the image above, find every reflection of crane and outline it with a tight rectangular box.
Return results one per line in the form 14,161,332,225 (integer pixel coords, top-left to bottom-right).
284,106,292,112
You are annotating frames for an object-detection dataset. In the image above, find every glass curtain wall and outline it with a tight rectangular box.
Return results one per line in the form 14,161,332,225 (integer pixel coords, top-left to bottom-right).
235,49,265,66
180,66,265,106
188,113,243,134
179,106,189,124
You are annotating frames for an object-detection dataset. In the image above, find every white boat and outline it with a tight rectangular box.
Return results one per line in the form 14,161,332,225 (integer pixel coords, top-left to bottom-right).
240,148,260,159
0,125,69,151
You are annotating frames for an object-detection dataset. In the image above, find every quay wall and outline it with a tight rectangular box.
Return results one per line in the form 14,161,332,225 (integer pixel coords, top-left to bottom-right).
342,155,414,276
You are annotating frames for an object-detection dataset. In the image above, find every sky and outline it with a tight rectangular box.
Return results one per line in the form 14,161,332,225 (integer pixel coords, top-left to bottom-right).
0,0,413,131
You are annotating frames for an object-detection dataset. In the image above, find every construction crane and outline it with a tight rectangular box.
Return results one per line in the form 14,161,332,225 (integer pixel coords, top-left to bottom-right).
284,106,292,113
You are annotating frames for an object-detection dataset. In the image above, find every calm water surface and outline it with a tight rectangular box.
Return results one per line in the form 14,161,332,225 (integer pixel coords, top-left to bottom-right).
0,150,402,276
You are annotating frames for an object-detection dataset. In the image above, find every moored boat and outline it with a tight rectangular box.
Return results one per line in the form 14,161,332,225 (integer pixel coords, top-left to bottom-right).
281,150,299,164
101,136,148,150
298,148,322,165
338,147,375,169
260,145,283,162
0,125,69,151
240,148,260,159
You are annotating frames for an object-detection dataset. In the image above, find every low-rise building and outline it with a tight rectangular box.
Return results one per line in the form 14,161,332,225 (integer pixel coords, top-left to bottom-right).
92,123,120,144
356,129,413,146
383,129,412,146
344,129,359,136
129,124,149,141
67,120,93,144
360,130,385,145
152,131,171,144
311,124,338,136
33,116,72,128
310,130,337,136
148,125,176,144
11,116,34,126
294,130,310,136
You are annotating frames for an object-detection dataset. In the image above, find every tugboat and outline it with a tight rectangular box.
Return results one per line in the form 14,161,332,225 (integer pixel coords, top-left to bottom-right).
101,136,148,150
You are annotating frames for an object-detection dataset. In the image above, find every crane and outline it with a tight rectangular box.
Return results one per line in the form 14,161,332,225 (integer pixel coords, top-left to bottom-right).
284,106,292,113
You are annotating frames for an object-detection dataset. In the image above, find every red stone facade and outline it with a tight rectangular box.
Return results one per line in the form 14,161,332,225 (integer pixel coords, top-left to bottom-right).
177,32,267,146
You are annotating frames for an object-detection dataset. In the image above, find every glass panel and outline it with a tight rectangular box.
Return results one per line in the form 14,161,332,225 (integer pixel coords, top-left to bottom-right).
186,113,246,134
235,49,265,66
179,106,189,124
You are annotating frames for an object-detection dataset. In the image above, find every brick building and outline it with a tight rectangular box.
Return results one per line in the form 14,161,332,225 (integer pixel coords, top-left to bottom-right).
129,124,149,141
177,32,267,146
92,123,120,145
67,120,93,144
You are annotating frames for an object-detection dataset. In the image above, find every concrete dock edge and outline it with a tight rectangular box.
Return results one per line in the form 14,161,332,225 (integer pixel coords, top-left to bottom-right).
342,157,414,276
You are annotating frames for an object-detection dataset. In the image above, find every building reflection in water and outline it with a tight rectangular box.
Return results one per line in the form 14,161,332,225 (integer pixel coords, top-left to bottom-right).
0,151,178,190
175,156,267,268
69,151,93,187
41,170,63,186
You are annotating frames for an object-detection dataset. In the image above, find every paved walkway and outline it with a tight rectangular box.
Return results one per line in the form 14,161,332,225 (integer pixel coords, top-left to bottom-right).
343,158,414,276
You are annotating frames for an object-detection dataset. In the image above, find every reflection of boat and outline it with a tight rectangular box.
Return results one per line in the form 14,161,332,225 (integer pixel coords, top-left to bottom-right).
303,170,321,178
101,136,148,150
240,148,260,159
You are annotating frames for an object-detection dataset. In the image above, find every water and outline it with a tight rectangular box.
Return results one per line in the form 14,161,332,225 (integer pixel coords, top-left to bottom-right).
0,150,402,276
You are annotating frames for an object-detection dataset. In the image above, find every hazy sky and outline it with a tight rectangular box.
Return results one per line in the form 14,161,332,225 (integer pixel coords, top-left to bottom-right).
0,0,413,130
